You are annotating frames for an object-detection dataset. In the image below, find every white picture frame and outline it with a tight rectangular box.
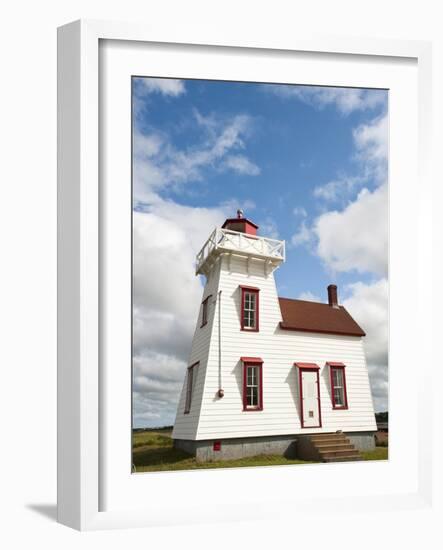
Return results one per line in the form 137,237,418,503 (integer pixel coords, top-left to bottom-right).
57,19,433,531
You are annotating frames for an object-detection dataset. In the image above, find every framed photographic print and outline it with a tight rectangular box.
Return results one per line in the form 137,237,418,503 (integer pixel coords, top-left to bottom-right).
57,20,433,531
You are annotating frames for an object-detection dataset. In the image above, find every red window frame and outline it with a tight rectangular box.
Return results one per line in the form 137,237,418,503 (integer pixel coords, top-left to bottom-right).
240,286,260,332
184,361,199,414
327,362,348,410
200,295,212,328
241,357,263,411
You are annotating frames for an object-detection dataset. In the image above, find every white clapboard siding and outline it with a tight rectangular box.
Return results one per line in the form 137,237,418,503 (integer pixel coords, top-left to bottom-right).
171,261,222,440
173,252,377,441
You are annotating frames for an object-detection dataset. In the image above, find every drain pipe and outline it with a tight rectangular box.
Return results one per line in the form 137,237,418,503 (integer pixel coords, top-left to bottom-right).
217,290,224,398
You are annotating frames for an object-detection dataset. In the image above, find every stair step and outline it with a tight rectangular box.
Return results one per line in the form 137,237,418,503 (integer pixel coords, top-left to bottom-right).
311,437,349,446
323,456,362,462
319,449,361,458
311,436,349,444
310,432,344,438
315,443,354,451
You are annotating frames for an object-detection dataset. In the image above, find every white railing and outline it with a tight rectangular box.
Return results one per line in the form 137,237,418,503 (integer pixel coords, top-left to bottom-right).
196,227,285,273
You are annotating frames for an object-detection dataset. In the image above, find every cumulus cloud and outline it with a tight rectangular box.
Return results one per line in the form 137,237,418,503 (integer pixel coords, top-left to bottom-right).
343,279,388,411
269,85,387,115
313,174,365,202
222,154,261,175
343,279,388,366
291,220,313,248
314,183,388,276
293,206,307,218
293,112,388,276
133,111,259,203
353,113,388,182
313,113,388,203
259,217,279,239
298,291,322,302
135,77,186,97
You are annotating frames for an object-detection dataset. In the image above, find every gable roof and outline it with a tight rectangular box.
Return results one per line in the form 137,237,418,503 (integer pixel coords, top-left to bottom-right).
278,297,365,337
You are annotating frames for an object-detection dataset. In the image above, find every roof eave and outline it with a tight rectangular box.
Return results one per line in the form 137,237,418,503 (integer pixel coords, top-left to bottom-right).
279,321,366,337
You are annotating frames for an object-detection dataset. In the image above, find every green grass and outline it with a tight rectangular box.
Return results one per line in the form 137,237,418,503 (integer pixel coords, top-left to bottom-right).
361,447,389,461
132,430,312,472
132,430,388,472
132,430,172,449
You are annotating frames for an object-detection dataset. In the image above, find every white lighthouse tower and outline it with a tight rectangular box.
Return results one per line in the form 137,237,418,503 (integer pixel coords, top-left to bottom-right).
172,211,376,462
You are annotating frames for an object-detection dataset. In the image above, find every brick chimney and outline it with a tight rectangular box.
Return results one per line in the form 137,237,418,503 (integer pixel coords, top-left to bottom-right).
327,284,339,308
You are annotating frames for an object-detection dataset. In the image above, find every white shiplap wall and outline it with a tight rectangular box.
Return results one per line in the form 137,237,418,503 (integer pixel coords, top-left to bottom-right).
173,253,377,441
171,262,222,440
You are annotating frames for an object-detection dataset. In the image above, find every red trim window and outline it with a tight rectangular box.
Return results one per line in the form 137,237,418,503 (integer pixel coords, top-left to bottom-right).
240,286,260,332
241,357,263,411
184,362,199,414
200,295,212,327
328,362,348,409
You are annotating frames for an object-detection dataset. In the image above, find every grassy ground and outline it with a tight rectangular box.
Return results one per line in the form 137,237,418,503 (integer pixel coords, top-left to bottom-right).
361,447,388,460
132,430,388,472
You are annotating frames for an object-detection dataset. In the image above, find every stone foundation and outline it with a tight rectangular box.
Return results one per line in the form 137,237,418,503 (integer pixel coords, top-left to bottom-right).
346,431,376,451
174,431,375,462
174,434,297,462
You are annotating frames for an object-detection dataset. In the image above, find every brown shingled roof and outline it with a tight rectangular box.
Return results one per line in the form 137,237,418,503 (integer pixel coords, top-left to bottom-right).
278,297,365,337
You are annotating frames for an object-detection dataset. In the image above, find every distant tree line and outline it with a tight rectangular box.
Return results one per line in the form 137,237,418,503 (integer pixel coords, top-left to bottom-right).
133,425,174,432
375,411,388,422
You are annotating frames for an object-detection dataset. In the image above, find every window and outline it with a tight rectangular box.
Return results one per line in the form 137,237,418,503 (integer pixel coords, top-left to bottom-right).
200,295,211,327
241,357,263,411
240,286,260,331
184,362,198,413
328,362,348,409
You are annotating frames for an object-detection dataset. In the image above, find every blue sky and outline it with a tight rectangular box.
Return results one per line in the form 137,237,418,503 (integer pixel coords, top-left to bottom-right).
132,77,388,427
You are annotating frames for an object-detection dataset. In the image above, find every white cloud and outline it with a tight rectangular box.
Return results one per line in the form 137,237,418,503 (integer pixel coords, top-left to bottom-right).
135,77,186,97
133,111,259,203
291,220,313,248
298,291,321,302
223,154,261,175
293,206,307,217
314,183,388,276
343,279,388,411
313,174,364,202
296,113,388,275
353,114,388,182
269,85,386,115
313,113,388,203
259,217,279,239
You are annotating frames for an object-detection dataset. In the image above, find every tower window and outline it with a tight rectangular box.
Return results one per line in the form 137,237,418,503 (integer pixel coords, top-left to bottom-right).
184,362,199,414
200,295,211,327
240,286,260,332
242,358,263,411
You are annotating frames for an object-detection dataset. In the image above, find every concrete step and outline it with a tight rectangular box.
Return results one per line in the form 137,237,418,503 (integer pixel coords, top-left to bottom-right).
323,456,362,462
315,443,354,452
318,449,361,459
310,436,349,445
310,432,347,440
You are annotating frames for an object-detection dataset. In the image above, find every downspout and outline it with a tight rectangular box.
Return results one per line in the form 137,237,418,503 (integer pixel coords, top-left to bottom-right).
217,290,224,398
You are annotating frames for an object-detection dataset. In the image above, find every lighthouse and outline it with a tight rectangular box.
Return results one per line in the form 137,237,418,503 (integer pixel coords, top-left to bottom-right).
172,212,376,462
